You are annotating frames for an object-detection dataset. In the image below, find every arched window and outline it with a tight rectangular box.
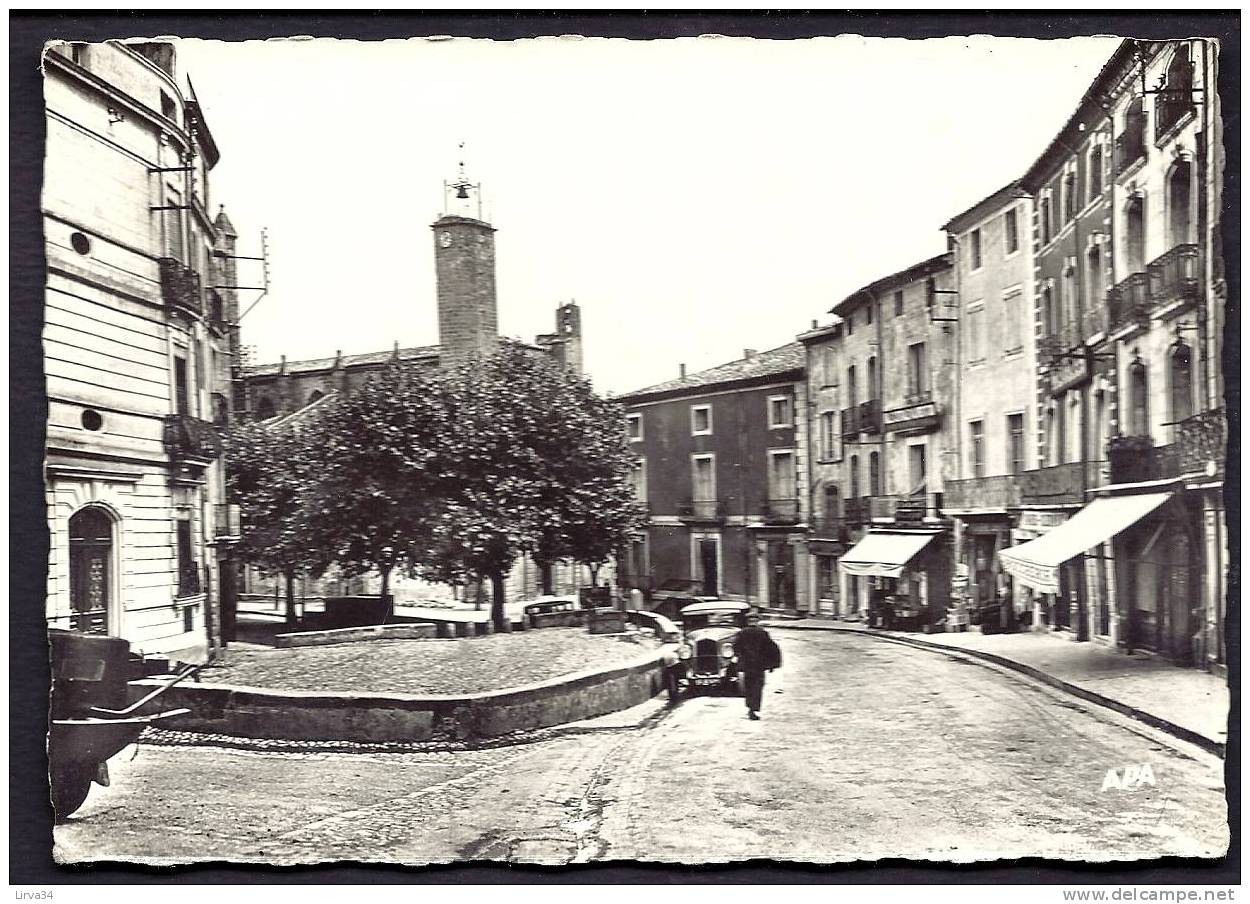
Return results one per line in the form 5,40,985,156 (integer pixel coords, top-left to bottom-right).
1129,360,1150,436
1121,98,1146,169
308,390,325,406
1170,343,1194,424
1086,245,1103,329
846,365,858,407
866,356,878,401
1167,162,1194,247
69,506,113,634
255,396,276,420
850,455,861,499
1088,145,1104,198
824,484,840,521
1157,46,1195,138
1125,196,1146,274
869,451,881,496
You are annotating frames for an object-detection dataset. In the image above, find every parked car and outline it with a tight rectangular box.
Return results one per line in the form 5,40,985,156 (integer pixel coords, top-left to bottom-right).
523,596,579,617
663,600,751,701
649,579,719,622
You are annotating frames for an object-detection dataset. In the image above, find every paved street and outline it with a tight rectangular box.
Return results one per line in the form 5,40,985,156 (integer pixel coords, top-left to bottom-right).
54,631,1228,866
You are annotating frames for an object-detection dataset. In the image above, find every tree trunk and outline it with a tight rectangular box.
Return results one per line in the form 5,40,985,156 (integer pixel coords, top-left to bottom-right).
539,561,553,596
588,562,601,586
380,565,393,620
284,567,297,626
489,570,507,631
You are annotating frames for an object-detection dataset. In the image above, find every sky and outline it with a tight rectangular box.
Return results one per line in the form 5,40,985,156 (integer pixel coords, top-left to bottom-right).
173,34,1120,396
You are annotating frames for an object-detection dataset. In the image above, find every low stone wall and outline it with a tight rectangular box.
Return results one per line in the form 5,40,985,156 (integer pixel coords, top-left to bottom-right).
129,648,669,743
273,623,437,648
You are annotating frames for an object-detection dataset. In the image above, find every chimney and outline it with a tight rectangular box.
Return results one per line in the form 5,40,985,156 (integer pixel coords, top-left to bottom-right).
680,363,687,379
811,319,818,329
743,348,757,359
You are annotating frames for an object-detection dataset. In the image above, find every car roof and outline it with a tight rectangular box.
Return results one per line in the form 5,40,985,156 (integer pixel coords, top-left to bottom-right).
679,600,751,616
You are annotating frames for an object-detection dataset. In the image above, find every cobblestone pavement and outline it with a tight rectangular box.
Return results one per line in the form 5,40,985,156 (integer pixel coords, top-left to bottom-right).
197,628,657,694
54,632,1228,866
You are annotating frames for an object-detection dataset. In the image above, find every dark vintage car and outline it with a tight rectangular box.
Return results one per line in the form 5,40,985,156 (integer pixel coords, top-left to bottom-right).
663,600,751,701
648,579,720,622
522,596,579,617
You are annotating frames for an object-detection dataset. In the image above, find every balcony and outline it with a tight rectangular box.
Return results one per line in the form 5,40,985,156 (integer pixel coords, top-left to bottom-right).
883,391,942,435
163,414,224,465
840,406,860,440
1115,130,1146,175
868,494,898,522
763,497,799,524
942,474,1022,512
1177,408,1226,480
1147,243,1201,307
1081,295,1109,339
1019,461,1104,507
858,399,882,435
808,517,850,543
1107,272,1151,333
844,497,867,529
214,503,241,541
1107,435,1180,484
677,499,724,522
158,257,203,317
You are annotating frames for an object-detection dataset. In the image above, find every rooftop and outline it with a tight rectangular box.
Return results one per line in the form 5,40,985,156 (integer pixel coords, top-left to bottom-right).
245,344,442,378
617,341,805,402
830,252,953,316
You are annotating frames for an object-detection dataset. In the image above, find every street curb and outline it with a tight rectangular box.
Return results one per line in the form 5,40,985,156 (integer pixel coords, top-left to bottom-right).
767,622,1226,758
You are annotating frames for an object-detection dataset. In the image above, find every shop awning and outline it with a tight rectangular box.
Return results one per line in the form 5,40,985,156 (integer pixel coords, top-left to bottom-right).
999,492,1172,594
838,531,940,578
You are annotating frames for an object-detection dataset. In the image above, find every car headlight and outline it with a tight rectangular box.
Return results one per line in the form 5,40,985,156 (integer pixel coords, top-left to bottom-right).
677,644,692,660
721,642,735,659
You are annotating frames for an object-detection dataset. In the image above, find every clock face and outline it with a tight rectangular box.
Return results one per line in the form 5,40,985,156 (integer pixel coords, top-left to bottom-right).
439,231,453,248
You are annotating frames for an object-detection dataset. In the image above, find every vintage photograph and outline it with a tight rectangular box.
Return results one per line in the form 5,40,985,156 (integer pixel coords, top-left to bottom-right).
31,23,1230,871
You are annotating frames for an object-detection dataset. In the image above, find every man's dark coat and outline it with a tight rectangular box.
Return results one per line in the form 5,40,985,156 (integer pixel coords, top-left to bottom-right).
734,625,782,672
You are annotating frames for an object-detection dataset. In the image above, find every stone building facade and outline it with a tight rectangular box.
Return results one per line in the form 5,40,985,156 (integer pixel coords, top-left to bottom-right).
42,41,239,661
617,345,810,612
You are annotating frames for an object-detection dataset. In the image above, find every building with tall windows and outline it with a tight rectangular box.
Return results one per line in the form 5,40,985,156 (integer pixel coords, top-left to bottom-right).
998,38,1226,672
617,345,809,612
42,41,239,661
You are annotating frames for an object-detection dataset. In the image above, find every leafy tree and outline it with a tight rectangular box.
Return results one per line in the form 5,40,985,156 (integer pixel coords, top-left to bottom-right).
225,419,327,624
308,363,453,616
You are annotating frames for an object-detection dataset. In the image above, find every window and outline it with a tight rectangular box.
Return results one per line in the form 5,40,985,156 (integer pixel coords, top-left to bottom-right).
821,345,838,387
846,313,853,336
691,404,712,436
970,420,985,478
966,305,985,363
1125,196,1146,273
1054,399,1067,464
893,290,904,316
1003,288,1023,352
866,303,874,325
165,184,185,262
1063,170,1078,220
1129,360,1149,436
868,451,881,496
1120,98,1147,170
175,514,199,598
1007,413,1025,475
824,484,840,520
69,507,112,634
866,356,878,400
1004,208,1019,255
1041,284,1058,338
255,396,276,421
692,454,716,502
1041,194,1053,244
817,556,837,600
629,458,647,503
1086,246,1103,326
1089,146,1104,198
1061,266,1077,335
173,354,190,415
820,411,837,460
846,365,857,406
1170,343,1194,424
769,450,796,500
908,444,927,493
626,413,643,442
970,228,983,270
768,395,793,428
849,454,861,498
160,90,177,122
1157,46,1196,139
1167,162,1194,247
906,343,927,397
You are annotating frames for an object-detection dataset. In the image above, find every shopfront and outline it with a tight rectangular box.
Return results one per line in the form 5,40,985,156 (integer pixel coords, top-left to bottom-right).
838,529,949,631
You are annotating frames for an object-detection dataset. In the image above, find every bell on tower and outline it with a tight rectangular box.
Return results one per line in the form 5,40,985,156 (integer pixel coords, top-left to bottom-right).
443,143,484,220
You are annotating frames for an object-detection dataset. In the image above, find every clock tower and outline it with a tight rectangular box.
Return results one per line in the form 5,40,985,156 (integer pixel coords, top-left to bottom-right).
433,160,498,366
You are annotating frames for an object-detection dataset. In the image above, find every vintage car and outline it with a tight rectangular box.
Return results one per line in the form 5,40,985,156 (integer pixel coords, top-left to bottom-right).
663,600,751,700
522,595,579,617
648,578,720,622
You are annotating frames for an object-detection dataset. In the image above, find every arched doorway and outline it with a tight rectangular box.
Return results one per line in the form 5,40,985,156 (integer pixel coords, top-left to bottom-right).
69,506,115,634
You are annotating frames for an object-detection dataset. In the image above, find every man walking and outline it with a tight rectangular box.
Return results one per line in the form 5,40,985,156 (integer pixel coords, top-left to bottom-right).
733,611,782,720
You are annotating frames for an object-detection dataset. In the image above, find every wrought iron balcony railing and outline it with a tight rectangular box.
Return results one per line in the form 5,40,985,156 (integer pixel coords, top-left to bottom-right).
942,474,1022,511
677,498,725,521
1156,89,1196,140
1107,272,1151,333
869,495,898,521
840,406,860,440
1019,461,1105,507
1178,408,1226,480
163,414,224,464
858,399,882,435
158,257,203,317
763,497,800,524
844,497,867,528
1147,243,1201,305
808,517,851,542
1107,435,1180,484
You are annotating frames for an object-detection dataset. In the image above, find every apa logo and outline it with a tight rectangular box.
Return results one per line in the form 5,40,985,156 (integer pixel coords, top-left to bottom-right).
1100,763,1157,791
